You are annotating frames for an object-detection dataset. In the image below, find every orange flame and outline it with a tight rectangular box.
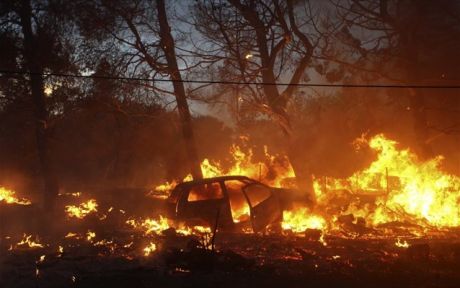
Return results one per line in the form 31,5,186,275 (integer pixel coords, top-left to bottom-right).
0,187,31,205
65,199,98,219
315,134,460,229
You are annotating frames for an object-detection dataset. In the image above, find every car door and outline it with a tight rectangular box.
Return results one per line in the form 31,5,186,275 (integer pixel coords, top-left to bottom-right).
178,181,233,227
243,183,281,232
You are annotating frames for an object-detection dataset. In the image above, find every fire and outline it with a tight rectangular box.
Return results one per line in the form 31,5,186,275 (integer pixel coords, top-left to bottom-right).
16,234,44,249
395,239,410,248
192,225,212,234
127,216,211,236
154,141,295,195
149,133,459,237
314,134,460,229
86,230,96,242
58,245,64,256
282,208,326,232
65,199,98,219
143,242,157,256
126,216,170,234
0,187,31,205
152,141,295,223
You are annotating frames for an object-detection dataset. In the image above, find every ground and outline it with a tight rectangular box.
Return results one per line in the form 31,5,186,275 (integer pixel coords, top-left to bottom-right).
2,231,460,288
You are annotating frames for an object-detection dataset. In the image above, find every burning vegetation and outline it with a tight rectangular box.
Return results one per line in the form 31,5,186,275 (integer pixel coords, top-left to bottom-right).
2,134,460,287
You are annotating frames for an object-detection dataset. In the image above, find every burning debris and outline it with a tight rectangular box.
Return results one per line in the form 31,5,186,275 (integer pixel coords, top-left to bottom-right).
64,199,98,219
143,242,157,256
0,187,31,205
313,134,460,234
13,234,44,249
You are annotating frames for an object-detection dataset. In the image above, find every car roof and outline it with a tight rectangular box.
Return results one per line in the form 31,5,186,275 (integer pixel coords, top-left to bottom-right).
175,175,256,187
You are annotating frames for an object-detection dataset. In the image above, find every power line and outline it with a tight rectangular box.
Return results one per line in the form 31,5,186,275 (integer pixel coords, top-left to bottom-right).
1,69,460,89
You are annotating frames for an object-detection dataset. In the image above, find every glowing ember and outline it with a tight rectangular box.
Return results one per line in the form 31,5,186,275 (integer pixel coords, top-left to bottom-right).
86,230,96,242
0,187,31,205
124,241,134,248
64,232,79,239
143,242,157,256
93,239,114,247
282,208,326,233
395,239,410,248
65,199,98,219
16,234,44,249
58,245,64,256
58,192,81,197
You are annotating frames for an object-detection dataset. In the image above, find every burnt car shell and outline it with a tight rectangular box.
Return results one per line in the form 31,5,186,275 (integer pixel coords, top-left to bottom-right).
166,176,289,232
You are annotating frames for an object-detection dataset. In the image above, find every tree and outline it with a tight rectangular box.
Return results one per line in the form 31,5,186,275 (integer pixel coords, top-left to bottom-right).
0,0,77,213
156,0,202,179
192,0,324,202
325,0,460,158
77,0,203,179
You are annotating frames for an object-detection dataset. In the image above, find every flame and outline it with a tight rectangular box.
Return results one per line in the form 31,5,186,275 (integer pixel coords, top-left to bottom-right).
143,242,157,256
150,133,459,237
314,134,460,229
58,245,64,256
16,234,44,249
395,239,410,248
0,187,31,205
65,199,98,219
127,215,211,236
126,216,170,235
86,230,96,242
282,208,326,233
193,225,212,234
153,140,295,224
154,141,295,194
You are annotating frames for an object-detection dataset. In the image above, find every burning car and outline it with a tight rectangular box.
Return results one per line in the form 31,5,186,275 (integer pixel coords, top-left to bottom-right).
166,176,297,232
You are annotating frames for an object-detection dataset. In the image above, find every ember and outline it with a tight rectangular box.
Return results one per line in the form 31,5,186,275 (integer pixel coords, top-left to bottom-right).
15,234,44,249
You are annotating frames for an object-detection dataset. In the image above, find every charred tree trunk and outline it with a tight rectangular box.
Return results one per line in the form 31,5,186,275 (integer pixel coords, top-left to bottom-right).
19,0,58,213
156,0,203,180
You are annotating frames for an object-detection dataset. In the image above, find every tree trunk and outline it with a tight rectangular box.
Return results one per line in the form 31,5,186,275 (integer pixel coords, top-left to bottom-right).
400,2,433,159
19,0,58,213
156,0,203,180
408,89,433,158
